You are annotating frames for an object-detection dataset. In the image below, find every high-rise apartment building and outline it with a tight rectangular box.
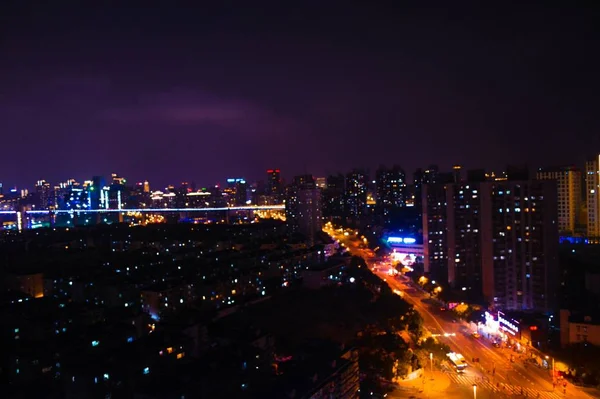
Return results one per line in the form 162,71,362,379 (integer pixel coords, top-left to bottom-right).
323,174,345,220
586,155,600,237
345,170,367,219
266,169,282,202
285,175,322,244
376,165,407,209
488,180,559,312
445,182,490,300
422,183,450,283
536,166,582,235
413,165,453,211
375,165,407,225
423,178,559,312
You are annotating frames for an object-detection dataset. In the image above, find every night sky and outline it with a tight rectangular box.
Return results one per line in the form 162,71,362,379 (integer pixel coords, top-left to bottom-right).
2,2,599,189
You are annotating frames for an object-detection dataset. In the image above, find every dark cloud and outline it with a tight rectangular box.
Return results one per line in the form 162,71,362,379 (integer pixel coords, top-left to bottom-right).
1,2,599,188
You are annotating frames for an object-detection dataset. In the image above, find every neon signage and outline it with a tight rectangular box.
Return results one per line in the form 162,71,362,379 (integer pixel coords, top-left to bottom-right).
498,311,519,336
387,237,417,244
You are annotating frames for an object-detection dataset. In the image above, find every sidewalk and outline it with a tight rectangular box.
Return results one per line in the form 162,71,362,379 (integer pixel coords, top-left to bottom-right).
396,371,451,394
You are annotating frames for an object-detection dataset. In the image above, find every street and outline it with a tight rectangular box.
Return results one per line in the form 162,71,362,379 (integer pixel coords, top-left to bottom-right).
325,225,596,399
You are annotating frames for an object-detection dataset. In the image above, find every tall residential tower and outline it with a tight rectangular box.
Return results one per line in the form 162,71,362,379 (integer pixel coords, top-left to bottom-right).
586,155,600,237
536,166,581,235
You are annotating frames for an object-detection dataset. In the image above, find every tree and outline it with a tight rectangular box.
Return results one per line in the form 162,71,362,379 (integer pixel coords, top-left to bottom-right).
407,310,424,337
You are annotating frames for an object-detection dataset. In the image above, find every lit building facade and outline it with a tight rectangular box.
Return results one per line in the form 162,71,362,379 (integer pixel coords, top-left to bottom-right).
445,182,490,300
586,154,600,237
344,170,367,219
323,174,345,220
422,183,450,284
35,180,51,209
266,169,282,203
423,178,559,312
536,165,581,235
488,181,559,312
285,175,322,244
560,309,600,347
376,165,407,222
226,178,247,206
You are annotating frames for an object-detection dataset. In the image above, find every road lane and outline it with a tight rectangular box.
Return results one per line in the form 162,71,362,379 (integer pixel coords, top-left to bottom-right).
325,227,596,398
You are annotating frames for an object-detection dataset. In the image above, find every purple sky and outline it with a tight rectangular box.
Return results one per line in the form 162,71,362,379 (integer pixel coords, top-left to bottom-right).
1,2,599,189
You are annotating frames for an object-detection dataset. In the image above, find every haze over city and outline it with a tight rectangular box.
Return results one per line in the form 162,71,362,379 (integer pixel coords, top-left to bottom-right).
2,2,600,188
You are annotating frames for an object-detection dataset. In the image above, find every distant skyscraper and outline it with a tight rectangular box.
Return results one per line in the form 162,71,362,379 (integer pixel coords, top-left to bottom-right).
285,175,322,244
536,165,582,235
90,176,106,209
376,165,407,208
376,165,406,225
323,174,345,220
413,165,446,211
586,154,600,237
452,165,462,183
266,169,282,202
35,180,51,209
345,170,367,219
224,178,247,206
235,179,248,206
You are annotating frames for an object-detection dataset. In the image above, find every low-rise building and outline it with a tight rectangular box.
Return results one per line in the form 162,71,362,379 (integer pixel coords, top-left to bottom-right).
559,309,600,347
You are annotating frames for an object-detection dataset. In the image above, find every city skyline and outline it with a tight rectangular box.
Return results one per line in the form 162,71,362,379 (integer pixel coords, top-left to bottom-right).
0,160,592,192
2,3,599,189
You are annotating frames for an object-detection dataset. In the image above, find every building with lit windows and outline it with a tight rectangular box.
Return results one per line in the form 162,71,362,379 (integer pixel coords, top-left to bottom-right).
344,170,367,219
488,180,559,312
423,175,559,312
560,309,600,347
413,166,454,213
285,175,322,245
422,183,449,283
586,154,600,237
225,178,247,206
315,177,327,189
323,174,345,221
266,169,282,203
35,180,51,209
536,165,581,235
376,165,407,218
445,182,489,300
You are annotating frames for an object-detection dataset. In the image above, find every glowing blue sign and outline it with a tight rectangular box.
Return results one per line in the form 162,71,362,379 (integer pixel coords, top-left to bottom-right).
387,237,417,244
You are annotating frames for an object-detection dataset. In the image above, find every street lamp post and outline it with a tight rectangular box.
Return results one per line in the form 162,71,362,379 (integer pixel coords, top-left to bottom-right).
546,355,555,380
430,352,433,375
473,384,477,399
